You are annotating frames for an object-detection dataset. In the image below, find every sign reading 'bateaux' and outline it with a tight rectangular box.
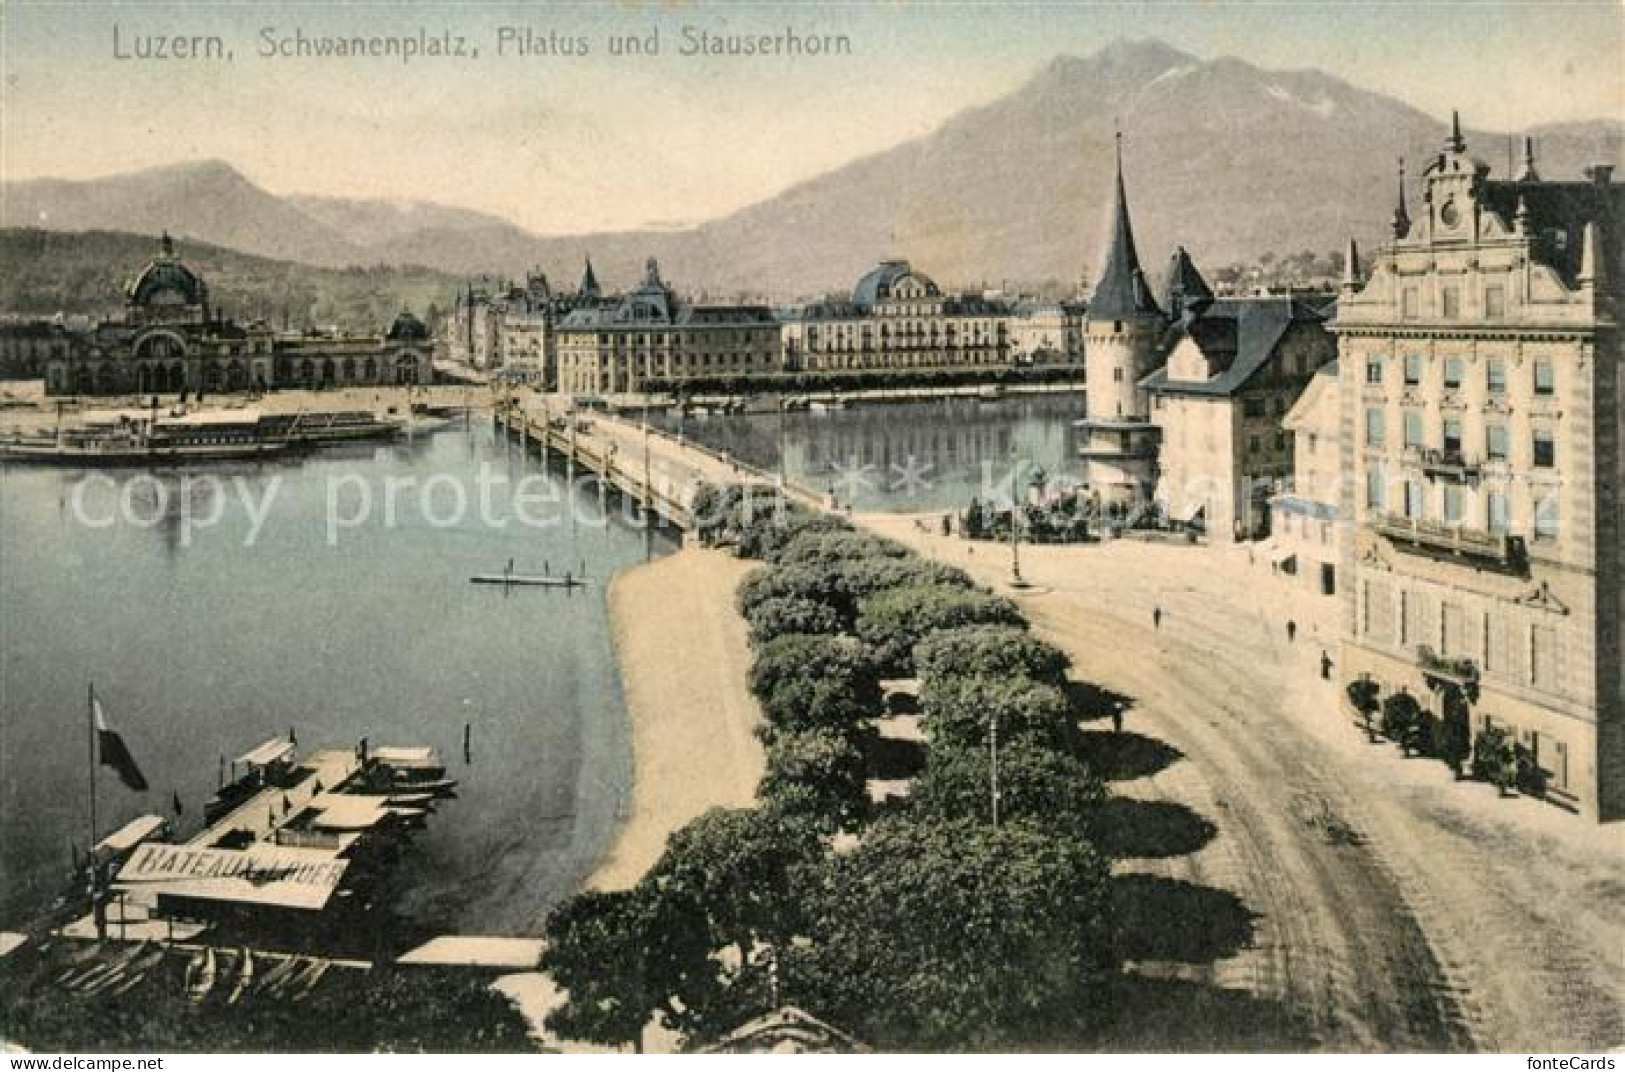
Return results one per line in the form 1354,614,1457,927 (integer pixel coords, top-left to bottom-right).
116,842,350,909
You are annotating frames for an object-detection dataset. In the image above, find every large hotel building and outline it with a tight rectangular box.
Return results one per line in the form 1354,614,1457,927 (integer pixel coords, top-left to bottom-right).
1334,117,1622,818
553,259,780,394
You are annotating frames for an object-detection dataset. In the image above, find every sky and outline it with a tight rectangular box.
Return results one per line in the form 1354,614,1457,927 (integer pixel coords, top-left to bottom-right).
2,1,1621,235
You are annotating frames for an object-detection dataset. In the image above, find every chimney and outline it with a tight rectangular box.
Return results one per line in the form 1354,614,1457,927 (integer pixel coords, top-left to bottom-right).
1583,164,1614,187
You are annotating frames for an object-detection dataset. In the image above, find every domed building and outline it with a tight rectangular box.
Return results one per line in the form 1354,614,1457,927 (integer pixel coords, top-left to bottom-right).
783,259,1021,373
43,234,435,396
126,233,210,326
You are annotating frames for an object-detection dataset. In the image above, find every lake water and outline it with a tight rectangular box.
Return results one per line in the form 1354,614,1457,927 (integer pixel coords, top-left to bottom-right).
651,392,1086,513
0,420,675,934
0,394,1083,934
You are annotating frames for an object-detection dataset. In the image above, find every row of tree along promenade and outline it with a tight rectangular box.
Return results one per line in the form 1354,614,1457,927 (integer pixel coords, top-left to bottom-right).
538,486,1137,1051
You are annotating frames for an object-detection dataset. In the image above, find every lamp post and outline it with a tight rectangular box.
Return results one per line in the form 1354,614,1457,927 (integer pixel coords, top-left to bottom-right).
1009,449,1031,589
990,711,1001,827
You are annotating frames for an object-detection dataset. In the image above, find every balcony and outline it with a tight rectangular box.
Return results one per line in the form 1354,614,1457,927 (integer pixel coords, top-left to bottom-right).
1410,446,1481,485
1416,645,1481,700
1372,513,1527,573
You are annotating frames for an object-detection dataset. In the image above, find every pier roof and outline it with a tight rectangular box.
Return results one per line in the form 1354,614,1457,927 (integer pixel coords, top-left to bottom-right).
236,737,295,768
114,841,350,912
95,814,168,855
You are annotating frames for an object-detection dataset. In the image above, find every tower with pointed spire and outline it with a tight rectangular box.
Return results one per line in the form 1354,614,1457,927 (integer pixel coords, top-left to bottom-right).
1333,108,1625,821
1392,158,1411,239
578,256,601,299
1079,133,1166,509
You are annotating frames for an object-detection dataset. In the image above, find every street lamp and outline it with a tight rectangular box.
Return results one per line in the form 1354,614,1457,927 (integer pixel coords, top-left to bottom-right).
1009,449,1031,589
990,711,1002,826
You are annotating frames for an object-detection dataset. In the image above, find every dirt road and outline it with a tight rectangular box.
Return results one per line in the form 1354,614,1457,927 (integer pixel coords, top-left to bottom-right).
861,516,1624,1052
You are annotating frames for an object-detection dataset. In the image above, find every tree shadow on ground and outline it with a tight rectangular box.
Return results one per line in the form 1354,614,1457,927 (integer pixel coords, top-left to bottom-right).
1110,874,1255,963
1073,730,1184,782
862,734,927,780
1091,797,1217,859
1066,681,1136,724
1087,974,1316,1052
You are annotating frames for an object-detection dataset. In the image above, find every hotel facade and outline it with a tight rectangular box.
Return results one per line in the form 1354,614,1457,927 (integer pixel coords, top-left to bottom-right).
781,260,1020,373
1334,119,1623,819
553,258,781,395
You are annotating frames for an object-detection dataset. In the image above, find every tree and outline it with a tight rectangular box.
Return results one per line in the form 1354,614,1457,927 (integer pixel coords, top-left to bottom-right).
759,726,870,832
855,584,1024,676
920,673,1077,753
738,554,973,629
769,529,905,568
645,807,824,965
641,808,826,1042
737,562,847,621
1380,690,1425,756
836,555,973,604
910,738,1104,833
737,508,847,561
1346,677,1381,742
1471,723,1517,796
749,634,883,734
744,595,844,646
1437,705,1472,778
916,624,1070,686
540,888,711,1051
788,814,1117,1050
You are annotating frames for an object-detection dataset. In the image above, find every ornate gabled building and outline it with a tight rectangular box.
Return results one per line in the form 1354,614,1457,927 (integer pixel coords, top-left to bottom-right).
554,257,781,394
40,234,434,395
1078,137,1166,509
1334,114,1623,818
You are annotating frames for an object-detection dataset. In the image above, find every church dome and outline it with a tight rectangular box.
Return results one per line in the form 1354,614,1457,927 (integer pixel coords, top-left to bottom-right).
126,233,208,312
387,309,430,341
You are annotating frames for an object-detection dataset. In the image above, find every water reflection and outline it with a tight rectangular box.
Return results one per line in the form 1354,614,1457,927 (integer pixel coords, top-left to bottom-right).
652,393,1085,512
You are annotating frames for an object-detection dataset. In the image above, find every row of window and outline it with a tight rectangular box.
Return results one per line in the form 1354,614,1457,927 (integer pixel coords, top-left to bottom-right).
577,331,769,345
1366,470,1560,538
1364,408,1555,467
1360,583,1566,703
1366,354,1555,395
1398,282,1508,320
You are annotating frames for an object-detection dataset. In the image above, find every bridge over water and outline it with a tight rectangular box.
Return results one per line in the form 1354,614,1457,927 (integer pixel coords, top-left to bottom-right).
493,398,828,531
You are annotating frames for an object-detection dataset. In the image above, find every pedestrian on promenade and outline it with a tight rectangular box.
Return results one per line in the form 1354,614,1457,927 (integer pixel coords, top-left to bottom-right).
1287,619,1298,643
1153,606,1163,630
1320,650,1333,680
1112,702,1124,734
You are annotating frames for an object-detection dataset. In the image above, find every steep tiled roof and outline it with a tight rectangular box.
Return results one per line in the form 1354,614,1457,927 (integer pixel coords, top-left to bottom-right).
1088,138,1162,322
1161,245,1214,319
1141,296,1328,397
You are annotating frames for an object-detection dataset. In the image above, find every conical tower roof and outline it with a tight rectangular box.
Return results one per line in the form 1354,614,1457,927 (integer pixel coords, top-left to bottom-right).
579,256,601,298
1161,245,1213,320
1089,134,1162,322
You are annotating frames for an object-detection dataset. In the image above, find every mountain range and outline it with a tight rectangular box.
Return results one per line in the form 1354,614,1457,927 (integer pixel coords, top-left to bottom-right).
3,40,1620,300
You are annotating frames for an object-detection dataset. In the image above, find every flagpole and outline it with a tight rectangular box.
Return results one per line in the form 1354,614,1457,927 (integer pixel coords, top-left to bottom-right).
87,682,98,854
